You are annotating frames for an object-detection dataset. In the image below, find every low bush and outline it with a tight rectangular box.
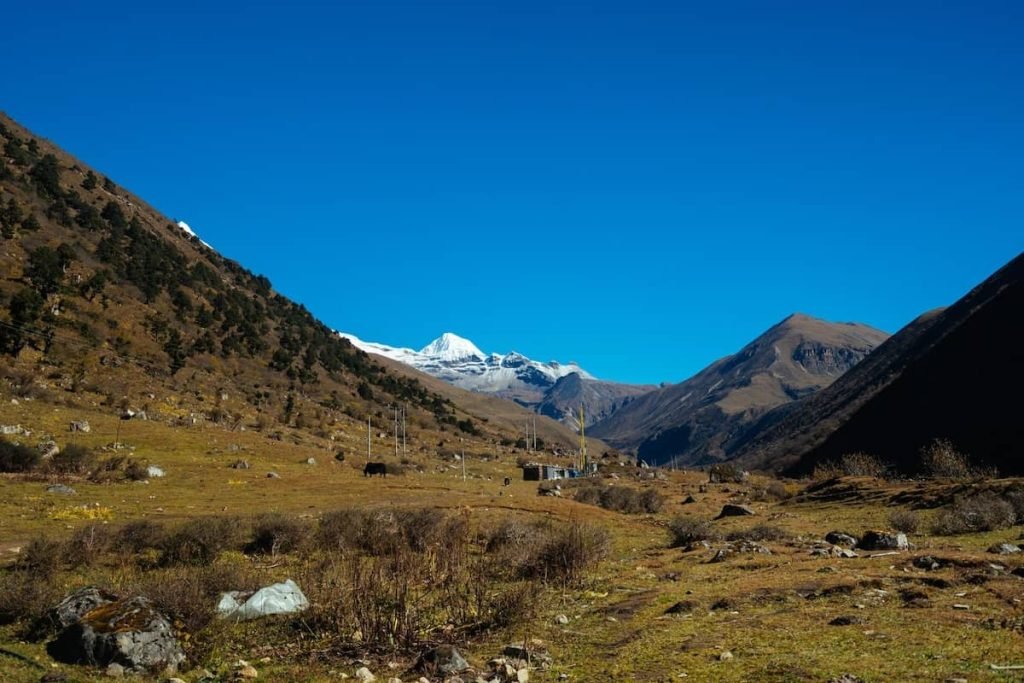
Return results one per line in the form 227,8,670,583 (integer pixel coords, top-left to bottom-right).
931,492,1016,535
888,508,920,533
920,438,980,480
573,483,664,514
522,521,610,586
668,515,718,547
113,520,167,554
840,452,887,478
161,517,241,566
0,569,63,627
0,438,40,472
65,524,113,568
247,513,309,556
48,443,95,474
17,537,63,577
750,480,792,501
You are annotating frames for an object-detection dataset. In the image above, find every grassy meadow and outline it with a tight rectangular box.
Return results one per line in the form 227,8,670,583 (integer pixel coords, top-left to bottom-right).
1,398,1023,682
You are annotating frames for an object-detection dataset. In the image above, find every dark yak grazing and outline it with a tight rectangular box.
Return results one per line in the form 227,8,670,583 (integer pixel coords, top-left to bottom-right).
364,462,387,477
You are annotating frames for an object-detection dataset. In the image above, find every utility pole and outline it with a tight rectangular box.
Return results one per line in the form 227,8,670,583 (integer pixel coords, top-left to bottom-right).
366,416,371,462
461,438,466,482
402,403,407,456
394,406,398,458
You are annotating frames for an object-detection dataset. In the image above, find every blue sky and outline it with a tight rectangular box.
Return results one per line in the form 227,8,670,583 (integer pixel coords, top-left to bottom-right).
3,1,1022,384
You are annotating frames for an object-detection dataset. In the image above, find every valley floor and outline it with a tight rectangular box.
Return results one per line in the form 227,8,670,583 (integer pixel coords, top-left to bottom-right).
2,400,1023,682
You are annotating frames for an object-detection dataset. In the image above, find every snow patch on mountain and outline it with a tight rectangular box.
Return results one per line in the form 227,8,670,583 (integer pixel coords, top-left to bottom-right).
176,220,212,249
339,331,594,402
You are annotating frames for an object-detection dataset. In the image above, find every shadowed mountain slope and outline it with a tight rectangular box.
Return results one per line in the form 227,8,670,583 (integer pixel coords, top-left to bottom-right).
735,252,1024,475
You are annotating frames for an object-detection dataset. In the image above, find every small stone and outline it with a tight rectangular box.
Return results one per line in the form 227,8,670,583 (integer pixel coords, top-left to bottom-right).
105,663,124,678
715,504,754,519
386,678,403,683
857,531,909,551
952,604,970,610
236,664,258,679
718,651,734,661
168,679,187,683
355,667,376,682
824,531,858,547
555,614,569,625
306,457,317,465
829,615,864,626
267,471,280,479
987,543,1021,555
517,669,529,682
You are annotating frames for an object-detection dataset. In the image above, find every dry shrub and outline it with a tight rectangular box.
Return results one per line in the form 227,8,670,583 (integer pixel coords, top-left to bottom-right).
750,480,791,502
483,580,541,629
1004,486,1024,523
161,517,242,566
48,443,95,474
113,520,167,554
668,515,719,547
726,524,789,542
65,524,114,568
523,521,610,586
0,569,63,628
316,508,364,552
0,438,40,472
811,460,844,481
123,458,149,481
134,560,260,636
397,508,448,552
573,483,664,514
931,492,1016,535
920,439,984,480
840,452,887,477
247,512,310,557
485,518,543,554
888,508,920,533
17,537,63,577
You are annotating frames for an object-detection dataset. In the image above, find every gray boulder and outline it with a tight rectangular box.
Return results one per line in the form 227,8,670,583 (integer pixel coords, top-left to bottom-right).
715,504,755,519
413,646,469,676
46,587,117,632
857,531,909,551
46,484,77,496
988,543,1021,554
825,531,858,547
47,596,185,673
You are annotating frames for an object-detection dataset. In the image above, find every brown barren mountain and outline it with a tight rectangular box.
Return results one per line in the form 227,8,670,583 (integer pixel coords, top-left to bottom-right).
735,251,1024,475
589,314,888,466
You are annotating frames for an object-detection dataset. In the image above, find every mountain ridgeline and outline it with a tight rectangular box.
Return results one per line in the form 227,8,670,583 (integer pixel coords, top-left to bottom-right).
340,331,653,428
734,252,1024,476
588,314,890,466
0,112,588,449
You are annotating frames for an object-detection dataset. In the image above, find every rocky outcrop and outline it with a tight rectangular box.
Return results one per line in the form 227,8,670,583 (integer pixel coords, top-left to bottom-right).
47,593,185,673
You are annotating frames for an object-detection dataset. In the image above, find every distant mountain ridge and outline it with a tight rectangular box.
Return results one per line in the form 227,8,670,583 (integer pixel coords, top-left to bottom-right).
339,331,653,427
589,314,890,465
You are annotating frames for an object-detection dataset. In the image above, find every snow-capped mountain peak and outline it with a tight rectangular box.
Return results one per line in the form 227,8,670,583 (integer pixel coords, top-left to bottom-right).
419,332,485,361
338,331,594,403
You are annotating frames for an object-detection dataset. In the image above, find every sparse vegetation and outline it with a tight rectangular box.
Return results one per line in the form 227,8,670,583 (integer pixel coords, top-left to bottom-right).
920,438,986,480
573,483,665,513
888,508,920,533
930,491,1016,535
668,515,719,547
